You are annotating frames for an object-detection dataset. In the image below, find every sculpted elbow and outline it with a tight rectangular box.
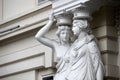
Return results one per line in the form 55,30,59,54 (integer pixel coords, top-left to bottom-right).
35,34,39,40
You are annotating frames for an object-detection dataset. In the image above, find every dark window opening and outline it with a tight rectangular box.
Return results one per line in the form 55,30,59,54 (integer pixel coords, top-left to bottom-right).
42,75,54,80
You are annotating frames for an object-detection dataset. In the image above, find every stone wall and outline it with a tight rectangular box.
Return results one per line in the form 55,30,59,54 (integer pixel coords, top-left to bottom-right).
91,6,119,80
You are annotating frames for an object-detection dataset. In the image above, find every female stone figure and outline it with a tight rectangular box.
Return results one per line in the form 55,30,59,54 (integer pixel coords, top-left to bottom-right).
35,13,73,80
66,8,104,80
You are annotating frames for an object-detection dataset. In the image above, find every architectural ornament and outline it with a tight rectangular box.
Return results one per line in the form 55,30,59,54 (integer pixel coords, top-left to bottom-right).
35,0,105,80
64,7,104,80
35,12,73,80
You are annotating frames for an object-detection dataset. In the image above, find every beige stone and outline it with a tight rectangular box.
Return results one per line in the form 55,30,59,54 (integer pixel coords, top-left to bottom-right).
92,26,107,38
98,38,118,53
107,26,117,38
102,53,117,65
0,54,44,77
98,38,107,51
0,0,2,22
107,38,118,52
93,25,117,39
0,70,36,80
3,0,36,20
105,65,119,78
0,5,52,41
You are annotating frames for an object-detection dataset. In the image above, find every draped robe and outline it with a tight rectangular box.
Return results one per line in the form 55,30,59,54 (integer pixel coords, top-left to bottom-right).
66,35,104,80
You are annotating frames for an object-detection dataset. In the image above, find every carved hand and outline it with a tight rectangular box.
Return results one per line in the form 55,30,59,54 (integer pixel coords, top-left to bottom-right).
49,12,56,22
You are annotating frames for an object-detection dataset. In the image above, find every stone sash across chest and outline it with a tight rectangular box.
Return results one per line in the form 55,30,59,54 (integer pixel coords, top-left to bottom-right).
73,35,94,51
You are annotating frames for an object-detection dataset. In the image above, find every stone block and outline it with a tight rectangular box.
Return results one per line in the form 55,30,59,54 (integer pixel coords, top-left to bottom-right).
92,26,107,38
107,26,117,38
0,70,36,80
102,53,117,65
98,38,118,53
0,54,44,77
105,65,119,78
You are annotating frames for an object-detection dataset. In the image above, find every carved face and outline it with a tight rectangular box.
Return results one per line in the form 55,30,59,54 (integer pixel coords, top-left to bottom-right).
59,30,70,43
72,20,88,36
72,20,81,36
56,25,72,44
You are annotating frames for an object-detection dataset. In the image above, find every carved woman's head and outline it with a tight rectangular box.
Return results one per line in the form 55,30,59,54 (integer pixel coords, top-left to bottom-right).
72,19,92,36
55,11,73,44
56,25,73,44
72,7,92,36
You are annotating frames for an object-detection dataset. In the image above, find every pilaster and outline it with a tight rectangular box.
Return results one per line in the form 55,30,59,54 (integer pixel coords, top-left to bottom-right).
91,6,119,80
115,6,120,79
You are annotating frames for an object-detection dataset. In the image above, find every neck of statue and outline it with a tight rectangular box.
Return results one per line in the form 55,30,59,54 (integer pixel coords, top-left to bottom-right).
78,31,87,41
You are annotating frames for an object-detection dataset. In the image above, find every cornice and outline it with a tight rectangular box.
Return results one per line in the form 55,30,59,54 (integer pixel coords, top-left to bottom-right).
50,0,120,15
49,0,107,15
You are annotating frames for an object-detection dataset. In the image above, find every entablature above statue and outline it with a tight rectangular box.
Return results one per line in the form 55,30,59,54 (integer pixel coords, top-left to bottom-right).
49,0,120,16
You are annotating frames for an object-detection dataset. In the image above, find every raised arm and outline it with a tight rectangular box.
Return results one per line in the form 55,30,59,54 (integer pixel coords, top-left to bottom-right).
35,14,57,48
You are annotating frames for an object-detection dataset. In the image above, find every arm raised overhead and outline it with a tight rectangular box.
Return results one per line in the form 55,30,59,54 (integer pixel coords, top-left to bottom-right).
35,13,57,48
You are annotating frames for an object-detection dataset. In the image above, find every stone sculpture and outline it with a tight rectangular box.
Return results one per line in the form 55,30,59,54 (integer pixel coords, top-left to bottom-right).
35,12,73,80
35,7,104,80
65,7,104,80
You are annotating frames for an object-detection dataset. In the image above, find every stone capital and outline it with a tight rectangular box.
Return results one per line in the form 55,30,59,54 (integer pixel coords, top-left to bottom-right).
72,6,92,20
56,11,73,26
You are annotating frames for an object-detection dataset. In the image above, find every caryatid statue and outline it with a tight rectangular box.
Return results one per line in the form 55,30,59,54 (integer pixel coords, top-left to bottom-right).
35,6,104,80
65,7,105,80
35,12,73,80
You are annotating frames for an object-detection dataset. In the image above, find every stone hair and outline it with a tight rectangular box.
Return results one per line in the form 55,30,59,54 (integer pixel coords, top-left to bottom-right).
75,19,92,34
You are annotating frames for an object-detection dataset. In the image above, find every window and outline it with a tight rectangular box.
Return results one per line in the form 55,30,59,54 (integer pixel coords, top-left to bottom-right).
42,74,54,80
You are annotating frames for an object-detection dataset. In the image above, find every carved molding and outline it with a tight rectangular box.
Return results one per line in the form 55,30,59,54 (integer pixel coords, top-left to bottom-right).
0,45,52,77
49,0,106,15
50,0,120,17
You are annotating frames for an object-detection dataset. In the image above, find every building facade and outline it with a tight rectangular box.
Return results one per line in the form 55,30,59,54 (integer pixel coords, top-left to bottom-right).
0,0,120,80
